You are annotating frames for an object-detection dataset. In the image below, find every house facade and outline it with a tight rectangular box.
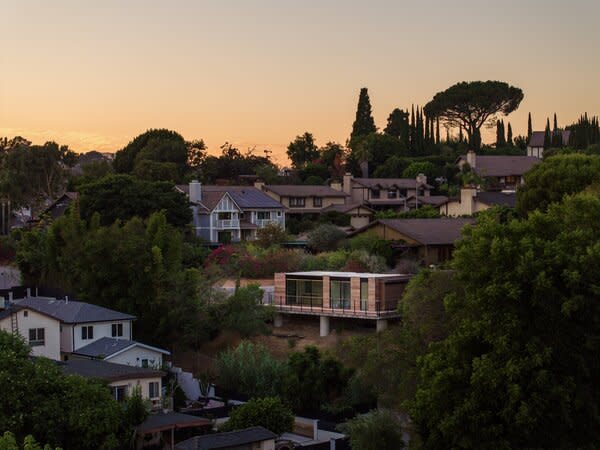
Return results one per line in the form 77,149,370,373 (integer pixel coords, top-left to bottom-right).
177,182,286,243
457,150,539,190
439,187,516,217
72,337,169,368
343,173,433,211
258,183,349,213
350,218,474,266
272,271,412,336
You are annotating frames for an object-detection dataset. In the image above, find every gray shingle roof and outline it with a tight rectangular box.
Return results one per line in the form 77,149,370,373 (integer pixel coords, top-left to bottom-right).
460,155,539,177
73,337,169,358
263,185,349,197
175,427,277,450
137,412,211,434
476,191,516,207
59,358,164,382
364,218,475,245
202,186,285,209
352,177,433,189
528,131,545,147
15,297,135,324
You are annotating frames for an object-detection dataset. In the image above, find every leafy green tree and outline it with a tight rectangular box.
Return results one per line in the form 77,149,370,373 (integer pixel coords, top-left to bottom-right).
348,232,394,266
78,174,191,227
412,195,600,448
424,81,524,150
375,205,440,220
221,285,275,337
216,342,287,399
284,346,352,414
0,331,124,450
372,155,411,178
401,161,436,179
384,108,410,147
220,397,294,435
113,129,189,181
351,88,377,140
15,211,214,348
286,132,319,169
339,410,405,450
256,223,290,248
516,154,600,214
0,432,60,450
306,224,346,252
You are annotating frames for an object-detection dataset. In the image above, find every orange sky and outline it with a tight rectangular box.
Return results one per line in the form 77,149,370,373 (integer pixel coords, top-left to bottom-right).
1,1,599,164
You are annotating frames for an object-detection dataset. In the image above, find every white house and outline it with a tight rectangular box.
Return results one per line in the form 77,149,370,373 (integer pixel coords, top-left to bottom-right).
0,302,62,360
72,337,169,368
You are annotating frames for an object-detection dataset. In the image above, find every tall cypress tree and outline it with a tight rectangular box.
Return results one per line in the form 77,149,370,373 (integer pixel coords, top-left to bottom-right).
544,118,552,148
410,105,416,154
350,88,377,140
507,122,513,146
496,119,506,147
436,117,440,145
528,112,533,140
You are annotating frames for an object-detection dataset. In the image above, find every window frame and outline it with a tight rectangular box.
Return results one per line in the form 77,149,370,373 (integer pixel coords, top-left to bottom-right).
81,325,94,340
111,323,123,338
289,197,306,207
149,381,160,399
313,197,323,207
28,328,45,346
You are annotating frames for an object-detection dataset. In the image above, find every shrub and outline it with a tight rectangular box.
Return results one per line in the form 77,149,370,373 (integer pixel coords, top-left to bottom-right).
219,397,294,435
343,250,388,273
349,232,394,266
306,224,346,252
338,409,405,450
256,223,290,248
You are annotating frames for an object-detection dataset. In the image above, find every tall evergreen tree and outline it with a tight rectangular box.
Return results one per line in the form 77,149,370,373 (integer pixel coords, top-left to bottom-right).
528,112,533,140
351,88,377,140
544,118,552,148
507,122,513,146
410,105,416,154
436,118,440,145
496,120,506,147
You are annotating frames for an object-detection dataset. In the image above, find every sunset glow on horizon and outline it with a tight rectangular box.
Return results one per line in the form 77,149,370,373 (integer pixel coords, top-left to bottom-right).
1,0,599,163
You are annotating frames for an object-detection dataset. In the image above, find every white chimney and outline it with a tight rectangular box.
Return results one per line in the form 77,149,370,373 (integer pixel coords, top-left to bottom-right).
343,173,353,195
189,180,202,203
65,295,69,304
461,186,477,214
466,150,476,168
254,180,265,191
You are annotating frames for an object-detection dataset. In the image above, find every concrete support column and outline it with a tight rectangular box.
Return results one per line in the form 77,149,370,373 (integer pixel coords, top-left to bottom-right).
274,313,283,328
320,316,330,337
376,319,388,333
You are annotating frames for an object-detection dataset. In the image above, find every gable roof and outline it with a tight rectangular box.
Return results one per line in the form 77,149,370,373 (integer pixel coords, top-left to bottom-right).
354,218,474,245
321,203,375,214
59,358,164,382
460,155,539,177
202,186,285,209
73,337,170,359
476,191,517,208
352,177,433,190
528,131,545,147
405,195,449,207
16,297,135,324
263,185,349,197
175,427,277,450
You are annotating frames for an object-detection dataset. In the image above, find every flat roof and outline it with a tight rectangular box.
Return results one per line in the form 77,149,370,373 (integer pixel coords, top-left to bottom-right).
284,271,406,279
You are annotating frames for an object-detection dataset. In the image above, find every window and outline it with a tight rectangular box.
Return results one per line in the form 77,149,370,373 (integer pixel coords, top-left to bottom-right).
149,381,160,399
330,279,351,310
23,310,28,317
111,323,123,337
81,325,94,340
141,359,149,368
387,190,397,199
313,197,322,207
360,279,369,311
257,211,270,220
111,385,127,402
371,189,380,199
218,212,232,221
28,328,45,346
285,278,323,307
289,197,305,207
277,211,282,217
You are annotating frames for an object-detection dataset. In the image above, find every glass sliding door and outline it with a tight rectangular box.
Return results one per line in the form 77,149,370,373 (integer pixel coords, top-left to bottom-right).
286,278,323,307
360,279,368,311
330,279,351,309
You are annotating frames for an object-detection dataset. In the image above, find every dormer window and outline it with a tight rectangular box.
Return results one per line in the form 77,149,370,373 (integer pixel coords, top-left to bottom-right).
387,190,397,199
371,189,380,199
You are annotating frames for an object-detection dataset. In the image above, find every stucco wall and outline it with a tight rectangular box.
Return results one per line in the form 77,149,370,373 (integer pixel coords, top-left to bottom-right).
107,346,165,368
108,376,162,401
72,320,132,351
0,308,61,360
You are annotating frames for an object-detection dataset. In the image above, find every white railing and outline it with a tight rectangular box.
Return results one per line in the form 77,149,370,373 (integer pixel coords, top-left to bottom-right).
215,219,240,228
255,219,283,227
